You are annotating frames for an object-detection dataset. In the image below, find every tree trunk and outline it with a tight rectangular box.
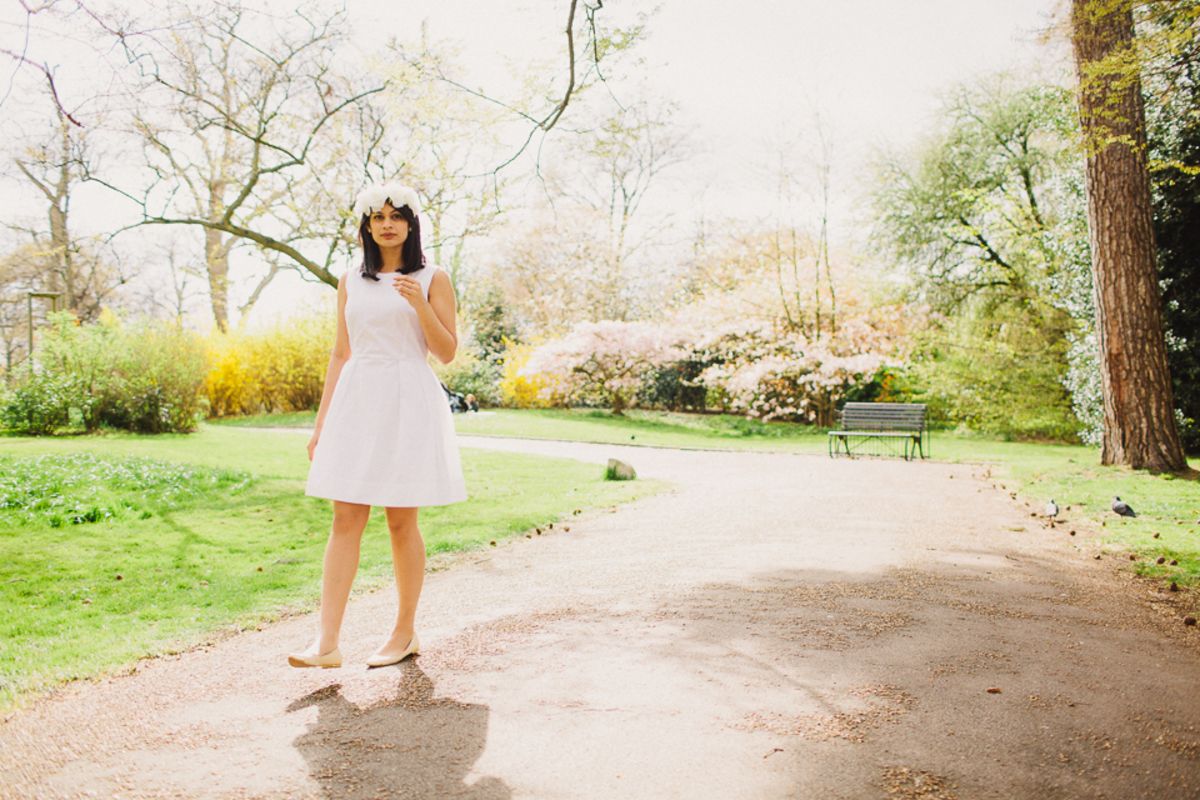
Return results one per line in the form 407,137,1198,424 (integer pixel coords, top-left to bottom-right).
205,163,233,332
205,225,230,333
1070,0,1187,472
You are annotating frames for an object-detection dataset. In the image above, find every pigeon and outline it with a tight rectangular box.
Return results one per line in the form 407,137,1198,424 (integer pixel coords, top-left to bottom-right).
1045,499,1059,519
1112,496,1136,518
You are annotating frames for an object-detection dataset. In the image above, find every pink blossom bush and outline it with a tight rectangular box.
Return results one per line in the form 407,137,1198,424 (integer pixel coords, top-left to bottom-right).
674,288,913,425
520,320,684,414
700,343,890,425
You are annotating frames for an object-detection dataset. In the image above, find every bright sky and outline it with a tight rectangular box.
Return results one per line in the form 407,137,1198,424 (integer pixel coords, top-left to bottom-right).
0,0,1070,328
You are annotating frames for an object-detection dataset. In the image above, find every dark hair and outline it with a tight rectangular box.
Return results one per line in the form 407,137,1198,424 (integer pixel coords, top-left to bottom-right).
358,201,425,280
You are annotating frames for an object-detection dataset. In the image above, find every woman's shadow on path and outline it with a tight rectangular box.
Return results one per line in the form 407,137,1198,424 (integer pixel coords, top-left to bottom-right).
287,663,511,799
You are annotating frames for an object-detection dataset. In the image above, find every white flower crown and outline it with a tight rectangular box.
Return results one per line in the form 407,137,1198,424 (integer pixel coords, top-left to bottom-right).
352,182,422,220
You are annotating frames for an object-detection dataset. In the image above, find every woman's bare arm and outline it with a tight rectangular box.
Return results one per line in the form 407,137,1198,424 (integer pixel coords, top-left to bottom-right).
399,269,458,364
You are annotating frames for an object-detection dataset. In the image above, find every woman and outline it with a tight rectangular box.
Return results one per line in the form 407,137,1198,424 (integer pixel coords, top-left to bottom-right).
289,181,467,669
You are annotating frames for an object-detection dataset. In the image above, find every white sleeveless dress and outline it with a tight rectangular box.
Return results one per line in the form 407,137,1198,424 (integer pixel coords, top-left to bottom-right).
304,265,467,507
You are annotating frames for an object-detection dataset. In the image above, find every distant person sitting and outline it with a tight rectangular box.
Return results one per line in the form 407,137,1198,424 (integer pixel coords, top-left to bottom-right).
464,393,479,412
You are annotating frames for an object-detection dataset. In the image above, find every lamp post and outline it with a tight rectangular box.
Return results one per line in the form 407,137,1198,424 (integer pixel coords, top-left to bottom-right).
27,291,63,356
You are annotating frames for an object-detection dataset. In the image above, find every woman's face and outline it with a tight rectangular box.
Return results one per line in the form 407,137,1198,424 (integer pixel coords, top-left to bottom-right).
366,202,409,248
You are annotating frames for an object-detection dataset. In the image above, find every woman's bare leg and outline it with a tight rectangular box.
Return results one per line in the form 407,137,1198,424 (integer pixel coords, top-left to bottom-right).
311,500,371,652
374,506,424,653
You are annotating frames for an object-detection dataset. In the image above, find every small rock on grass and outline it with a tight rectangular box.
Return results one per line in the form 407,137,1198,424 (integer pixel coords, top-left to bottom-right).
1185,617,1197,627
605,459,637,481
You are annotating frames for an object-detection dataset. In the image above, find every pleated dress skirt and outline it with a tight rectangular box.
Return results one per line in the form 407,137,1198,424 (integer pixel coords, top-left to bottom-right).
304,265,468,507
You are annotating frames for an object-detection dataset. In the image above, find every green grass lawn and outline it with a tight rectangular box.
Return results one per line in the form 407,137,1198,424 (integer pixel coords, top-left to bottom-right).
0,424,663,712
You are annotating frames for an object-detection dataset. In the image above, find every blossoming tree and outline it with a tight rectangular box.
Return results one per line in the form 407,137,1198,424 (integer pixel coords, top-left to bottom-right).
521,320,683,414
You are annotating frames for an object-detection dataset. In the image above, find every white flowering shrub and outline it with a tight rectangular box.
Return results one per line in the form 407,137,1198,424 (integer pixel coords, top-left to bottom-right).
696,330,894,425
521,320,685,414
1064,326,1104,446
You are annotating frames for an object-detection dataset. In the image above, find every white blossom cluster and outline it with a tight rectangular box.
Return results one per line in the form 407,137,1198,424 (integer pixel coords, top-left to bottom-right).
518,304,905,423
521,320,682,408
352,182,422,219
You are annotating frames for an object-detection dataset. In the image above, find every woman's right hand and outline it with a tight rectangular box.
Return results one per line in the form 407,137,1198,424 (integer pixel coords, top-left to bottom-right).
307,430,320,461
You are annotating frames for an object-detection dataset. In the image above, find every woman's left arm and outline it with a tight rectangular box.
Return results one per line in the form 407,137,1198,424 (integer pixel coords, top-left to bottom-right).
400,269,458,364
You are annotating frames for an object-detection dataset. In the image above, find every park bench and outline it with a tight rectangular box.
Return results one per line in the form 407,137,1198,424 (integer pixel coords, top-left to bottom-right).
828,402,928,461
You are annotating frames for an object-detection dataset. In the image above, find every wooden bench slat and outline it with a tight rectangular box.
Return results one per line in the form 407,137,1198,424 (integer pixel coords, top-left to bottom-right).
828,402,929,460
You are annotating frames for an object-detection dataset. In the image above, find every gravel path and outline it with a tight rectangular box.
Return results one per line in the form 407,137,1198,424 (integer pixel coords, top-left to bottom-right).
3,435,1199,799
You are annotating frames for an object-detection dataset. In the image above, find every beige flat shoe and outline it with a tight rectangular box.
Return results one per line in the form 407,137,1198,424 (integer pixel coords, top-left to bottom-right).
287,646,342,669
365,633,420,668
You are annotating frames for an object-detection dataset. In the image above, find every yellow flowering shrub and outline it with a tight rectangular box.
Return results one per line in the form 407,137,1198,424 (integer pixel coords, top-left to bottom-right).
498,338,562,408
203,315,334,417
203,335,257,417
249,316,334,413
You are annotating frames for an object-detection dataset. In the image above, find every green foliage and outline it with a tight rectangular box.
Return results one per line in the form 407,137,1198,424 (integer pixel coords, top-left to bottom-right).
636,358,710,412
1143,2,1200,453
903,303,1082,440
871,76,1096,441
432,340,502,406
100,324,209,433
1,312,208,435
873,79,1084,310
0,369,77,435
462,284,520,365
